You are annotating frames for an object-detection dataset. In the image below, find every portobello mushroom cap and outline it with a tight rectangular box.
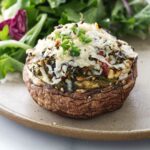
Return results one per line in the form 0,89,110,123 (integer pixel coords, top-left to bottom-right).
23,22,138,119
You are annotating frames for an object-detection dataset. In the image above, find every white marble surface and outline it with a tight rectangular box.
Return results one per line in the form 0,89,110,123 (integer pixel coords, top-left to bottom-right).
0,116,150,150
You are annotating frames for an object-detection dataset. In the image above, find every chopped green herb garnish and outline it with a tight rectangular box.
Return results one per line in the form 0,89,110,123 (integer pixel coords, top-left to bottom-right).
72,25,78,34
72,25,85,36
72,24,92,44
61,37,80,57
55,32,71,41
70,45,80,57
78,28,86,36
55,32,61,39
61,34,71,40
60,24,91,56
79,34,92,43
61,39,72,50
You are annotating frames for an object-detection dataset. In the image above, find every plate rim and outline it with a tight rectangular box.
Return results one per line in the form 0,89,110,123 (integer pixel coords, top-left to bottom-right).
1,104,150,141
1,38,150,141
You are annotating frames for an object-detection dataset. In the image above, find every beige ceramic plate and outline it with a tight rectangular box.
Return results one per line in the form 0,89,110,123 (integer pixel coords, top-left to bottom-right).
0,38,150,140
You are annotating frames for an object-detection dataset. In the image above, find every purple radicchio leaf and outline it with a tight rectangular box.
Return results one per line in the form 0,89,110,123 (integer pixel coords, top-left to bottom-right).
9,10,27,40
121,0,132,17
0,9,27,40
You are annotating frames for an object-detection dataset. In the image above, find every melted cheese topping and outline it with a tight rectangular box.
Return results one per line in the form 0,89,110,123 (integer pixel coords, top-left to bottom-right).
27,22,138,85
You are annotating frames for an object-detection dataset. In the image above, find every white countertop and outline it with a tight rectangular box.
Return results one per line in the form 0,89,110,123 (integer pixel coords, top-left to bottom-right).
0,116,150,150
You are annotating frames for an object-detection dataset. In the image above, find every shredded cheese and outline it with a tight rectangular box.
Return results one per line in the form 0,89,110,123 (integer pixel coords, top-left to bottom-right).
27,22,138,85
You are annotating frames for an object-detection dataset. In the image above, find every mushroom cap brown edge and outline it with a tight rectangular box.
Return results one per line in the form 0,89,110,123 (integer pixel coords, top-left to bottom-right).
23,60,137,119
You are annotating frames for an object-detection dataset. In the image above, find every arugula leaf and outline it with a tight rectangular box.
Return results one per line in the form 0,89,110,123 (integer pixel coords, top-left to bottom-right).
83,7,98,23
0,47,26,62
59,8,80,24
37,6,56,14
20,14,47,46
56,0,87,13
96,0,106,20
112,0,124,17
87,0,97,7
83,0,106,23
0,54,24,79
0,40,31,49
39,17,57,37
30,0,46,5
134,4,150,23
9,48,26,62
129,0,147,6
47,0,66,8
25,6,39,29
0,25,9,40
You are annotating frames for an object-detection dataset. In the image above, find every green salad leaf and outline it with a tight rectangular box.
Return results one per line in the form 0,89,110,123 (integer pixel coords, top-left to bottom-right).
0,40,31,50
0,54,24,79
0,40,31,77
20,14,47,46
59,8,80,24
47,0,66,8
30,0,46,5
70,45,80,57
0,25,9,40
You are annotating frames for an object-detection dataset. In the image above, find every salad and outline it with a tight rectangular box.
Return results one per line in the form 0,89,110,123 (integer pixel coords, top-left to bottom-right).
0,0,149,80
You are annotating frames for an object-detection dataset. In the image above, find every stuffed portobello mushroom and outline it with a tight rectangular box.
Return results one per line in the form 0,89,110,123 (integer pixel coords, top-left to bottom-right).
23,22,138,119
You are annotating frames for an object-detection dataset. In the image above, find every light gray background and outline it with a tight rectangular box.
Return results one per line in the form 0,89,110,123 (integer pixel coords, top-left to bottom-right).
0,116,150,150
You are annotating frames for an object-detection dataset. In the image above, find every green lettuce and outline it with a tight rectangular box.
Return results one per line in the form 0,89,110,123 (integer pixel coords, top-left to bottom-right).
0,25,9,40
0,54,24,79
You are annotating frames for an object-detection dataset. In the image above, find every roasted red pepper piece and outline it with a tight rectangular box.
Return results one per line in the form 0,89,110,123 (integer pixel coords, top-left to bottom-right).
98,50,104,56
101,62,109,76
